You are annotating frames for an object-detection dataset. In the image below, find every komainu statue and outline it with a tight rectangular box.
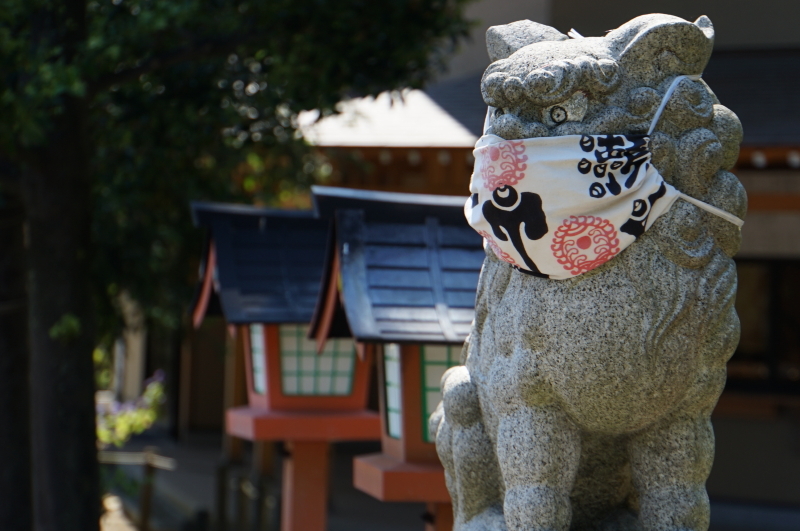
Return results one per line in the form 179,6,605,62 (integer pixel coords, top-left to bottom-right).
431,14,746,531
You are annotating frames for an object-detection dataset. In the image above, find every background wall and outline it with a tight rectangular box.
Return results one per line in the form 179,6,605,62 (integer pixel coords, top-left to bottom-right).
440,0,800,83
439,0,551,81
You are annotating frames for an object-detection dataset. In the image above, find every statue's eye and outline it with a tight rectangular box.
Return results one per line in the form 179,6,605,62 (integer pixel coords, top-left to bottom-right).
542,91,588,127
550,106,567,124
494,108,505,117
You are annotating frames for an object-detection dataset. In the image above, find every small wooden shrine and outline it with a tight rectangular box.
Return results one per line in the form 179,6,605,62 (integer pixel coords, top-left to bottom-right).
191,201,380,531
309,186,485,531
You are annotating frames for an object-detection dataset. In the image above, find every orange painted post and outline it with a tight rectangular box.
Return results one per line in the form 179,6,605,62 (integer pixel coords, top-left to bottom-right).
424,502,454,531
225,407,379,531
223,326,247,462
281,441,331,531
351,341,465,530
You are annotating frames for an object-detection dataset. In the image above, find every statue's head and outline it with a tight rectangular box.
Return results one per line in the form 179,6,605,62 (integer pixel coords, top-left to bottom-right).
482,15,719,139
481,14,742,205
479,14,745,261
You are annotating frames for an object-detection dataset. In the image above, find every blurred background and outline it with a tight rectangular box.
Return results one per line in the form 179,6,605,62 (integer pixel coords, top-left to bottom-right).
2,1,800,530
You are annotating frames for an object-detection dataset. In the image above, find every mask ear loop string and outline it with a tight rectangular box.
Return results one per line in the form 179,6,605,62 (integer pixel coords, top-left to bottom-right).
647,74,703,136
647,74,745,228
676,193,744,227
483,106,494,135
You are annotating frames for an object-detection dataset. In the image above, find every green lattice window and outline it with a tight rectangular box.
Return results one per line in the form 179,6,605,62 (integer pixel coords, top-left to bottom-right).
420,344,460,442
384,344,402,439
279,324,356,396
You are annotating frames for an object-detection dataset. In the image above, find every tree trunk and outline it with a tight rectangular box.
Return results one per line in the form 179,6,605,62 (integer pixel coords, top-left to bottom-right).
0,166,33,530
119,291,148,402
22,98,100,531
19,1,101,528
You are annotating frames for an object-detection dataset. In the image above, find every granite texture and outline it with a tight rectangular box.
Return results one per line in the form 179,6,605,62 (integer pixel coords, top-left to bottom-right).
432,14,746,531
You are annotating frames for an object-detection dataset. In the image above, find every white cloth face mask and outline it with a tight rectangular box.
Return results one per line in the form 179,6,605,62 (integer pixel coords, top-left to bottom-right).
465,75,743,280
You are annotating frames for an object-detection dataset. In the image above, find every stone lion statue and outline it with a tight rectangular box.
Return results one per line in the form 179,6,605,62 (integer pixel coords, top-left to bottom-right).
431,14,746,531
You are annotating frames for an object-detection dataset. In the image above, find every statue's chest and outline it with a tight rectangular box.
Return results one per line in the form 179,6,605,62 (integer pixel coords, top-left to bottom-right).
471,264,678,390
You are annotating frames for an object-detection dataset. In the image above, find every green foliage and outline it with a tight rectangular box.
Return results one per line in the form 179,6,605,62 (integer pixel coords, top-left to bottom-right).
48,313,83,343
93,346,113,390
0,0,473,337
96,374,165,448
0,1,86,147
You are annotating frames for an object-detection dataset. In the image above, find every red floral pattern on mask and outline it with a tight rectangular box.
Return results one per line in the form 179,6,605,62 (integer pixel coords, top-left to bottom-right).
479,140,528,191
551,216,620,275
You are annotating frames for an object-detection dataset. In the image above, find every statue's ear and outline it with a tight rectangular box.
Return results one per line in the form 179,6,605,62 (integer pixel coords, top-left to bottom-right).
486,20,568,62
606,14,715,84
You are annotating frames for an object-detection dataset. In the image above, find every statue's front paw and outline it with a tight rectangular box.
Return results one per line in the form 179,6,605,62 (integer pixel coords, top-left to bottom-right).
503,485,571,531
442,365,481,428
458,505,507,531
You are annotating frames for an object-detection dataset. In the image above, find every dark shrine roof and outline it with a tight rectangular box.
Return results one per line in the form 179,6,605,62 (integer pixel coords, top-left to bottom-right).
312,186,467,225
191,201,329,325
423,48,800,146
311,187,485,345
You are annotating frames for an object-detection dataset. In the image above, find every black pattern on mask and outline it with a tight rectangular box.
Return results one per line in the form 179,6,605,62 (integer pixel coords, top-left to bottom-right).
620,182,668,237
482,186,548,276
577,134,651,198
